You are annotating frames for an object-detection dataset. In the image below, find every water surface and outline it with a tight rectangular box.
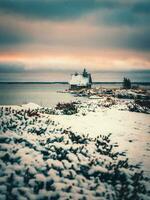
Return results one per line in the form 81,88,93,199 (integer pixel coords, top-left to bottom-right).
0,84,72,107
0,83,149,107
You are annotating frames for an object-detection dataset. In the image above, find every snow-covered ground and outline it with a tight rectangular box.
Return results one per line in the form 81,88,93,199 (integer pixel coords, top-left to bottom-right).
51,105,150,176
0,97,150,200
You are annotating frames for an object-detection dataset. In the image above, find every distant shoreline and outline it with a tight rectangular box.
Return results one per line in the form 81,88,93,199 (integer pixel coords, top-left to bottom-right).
0,82,150,85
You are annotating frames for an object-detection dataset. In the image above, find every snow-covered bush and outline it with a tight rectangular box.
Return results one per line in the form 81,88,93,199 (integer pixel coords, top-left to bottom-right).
0,106,150,200
128,100,150,114
135,99,150,109
55,102,78,115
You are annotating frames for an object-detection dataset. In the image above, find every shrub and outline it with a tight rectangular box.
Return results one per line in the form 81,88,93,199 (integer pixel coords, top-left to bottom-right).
128,99,150,113
55,102,78,115
135,99,150,109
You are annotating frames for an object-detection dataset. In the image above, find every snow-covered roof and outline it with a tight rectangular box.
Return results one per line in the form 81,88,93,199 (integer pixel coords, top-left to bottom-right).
69,74,90,86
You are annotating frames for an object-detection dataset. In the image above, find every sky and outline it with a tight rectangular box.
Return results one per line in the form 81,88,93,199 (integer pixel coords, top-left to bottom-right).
0,0,150,81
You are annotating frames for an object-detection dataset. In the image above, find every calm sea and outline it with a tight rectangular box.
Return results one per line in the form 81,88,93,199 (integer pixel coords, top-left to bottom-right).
0,83,149,107
0,84,71,107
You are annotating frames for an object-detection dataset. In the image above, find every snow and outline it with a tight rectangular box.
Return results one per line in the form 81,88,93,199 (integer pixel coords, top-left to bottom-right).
0,102,41,110
89,166,108,175
0,96,150,199
21,102,41,109
51,106,150,175
89,95,102,99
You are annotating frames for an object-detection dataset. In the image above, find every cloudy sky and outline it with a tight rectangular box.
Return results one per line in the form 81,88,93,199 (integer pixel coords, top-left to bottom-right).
0,0,150,81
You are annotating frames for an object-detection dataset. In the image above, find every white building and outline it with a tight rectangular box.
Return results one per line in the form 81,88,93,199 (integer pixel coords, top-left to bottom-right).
69,69,92,90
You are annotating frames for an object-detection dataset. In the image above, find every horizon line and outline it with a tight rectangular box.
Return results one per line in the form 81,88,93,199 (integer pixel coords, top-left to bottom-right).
0,81,150,85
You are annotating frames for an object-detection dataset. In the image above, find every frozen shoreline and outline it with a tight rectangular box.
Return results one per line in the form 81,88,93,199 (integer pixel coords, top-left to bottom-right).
0,94,150,199
0,98,150,174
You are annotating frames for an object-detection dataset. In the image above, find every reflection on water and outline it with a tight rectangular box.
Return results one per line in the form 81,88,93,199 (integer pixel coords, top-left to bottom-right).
0,83,149,107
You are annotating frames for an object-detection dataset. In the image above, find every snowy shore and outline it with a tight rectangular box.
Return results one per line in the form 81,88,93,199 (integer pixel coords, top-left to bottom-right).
0,90,150,200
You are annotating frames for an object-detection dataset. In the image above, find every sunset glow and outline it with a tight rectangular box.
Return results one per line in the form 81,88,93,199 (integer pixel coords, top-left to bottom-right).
0,0,150,81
